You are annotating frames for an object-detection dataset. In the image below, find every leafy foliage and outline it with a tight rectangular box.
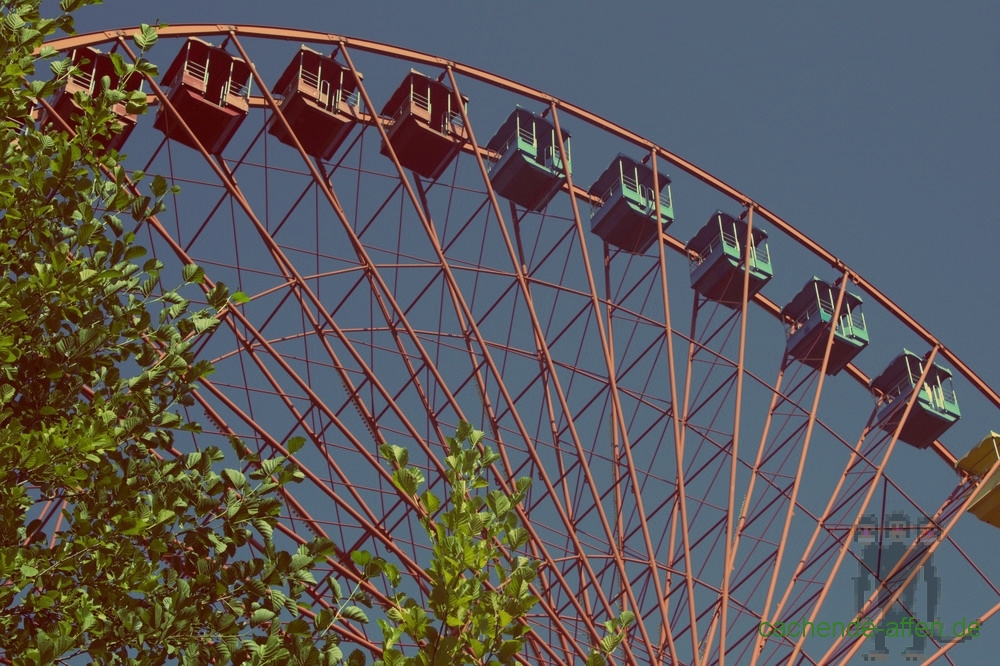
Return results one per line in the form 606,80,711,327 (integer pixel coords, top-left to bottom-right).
316,422,633,665
374,423,540,666
0,2,341,663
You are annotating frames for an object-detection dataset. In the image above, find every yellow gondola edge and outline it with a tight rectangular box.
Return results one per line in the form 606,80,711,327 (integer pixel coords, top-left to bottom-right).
957,432,1000,528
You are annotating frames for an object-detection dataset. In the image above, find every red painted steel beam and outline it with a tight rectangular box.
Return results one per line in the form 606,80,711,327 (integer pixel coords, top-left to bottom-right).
751,277,850,664
785,347,941,665
39,26,974,470
441,67,652,660
337,46,623,661
547,102,667,666
650,149,686,666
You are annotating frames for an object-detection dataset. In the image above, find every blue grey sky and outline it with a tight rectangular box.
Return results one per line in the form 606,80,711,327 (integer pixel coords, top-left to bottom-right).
57,2,1000,663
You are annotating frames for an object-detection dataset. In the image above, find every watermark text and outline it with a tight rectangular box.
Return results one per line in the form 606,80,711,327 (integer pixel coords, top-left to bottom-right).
758,617,981,640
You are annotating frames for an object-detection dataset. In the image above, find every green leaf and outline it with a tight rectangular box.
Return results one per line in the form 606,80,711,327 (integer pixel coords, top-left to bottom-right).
191,314,218,334
181,263,205,284
487,490,511,516
286,436,306,454
381,648,405,666
514,476,532,496
328,576,342,601
257,457,281,477
340,605,368,623
456,420,475,443
134,58,159,77
252,518,273,540
108,52,128,78
350,550,372,567
222,468,247,489
497,640,522,662
286,617,310,635
150,174,168,198
392,467,423,496
247,579,269,597
251,608,277,626
206,283,230,309
381,562,401,587
4,13,25,30
421,489,441,513
379,443,409,468
133,23,159,51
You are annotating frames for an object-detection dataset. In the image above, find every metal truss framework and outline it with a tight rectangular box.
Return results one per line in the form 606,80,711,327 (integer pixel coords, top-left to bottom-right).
35,25,1000,665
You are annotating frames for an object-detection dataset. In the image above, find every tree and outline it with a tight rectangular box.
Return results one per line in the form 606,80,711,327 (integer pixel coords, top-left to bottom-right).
0,2,340,663
359,423,632,666
373,422,539,666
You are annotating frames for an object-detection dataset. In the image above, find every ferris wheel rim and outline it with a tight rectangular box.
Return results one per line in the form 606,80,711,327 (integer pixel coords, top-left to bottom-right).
38,23,1000,449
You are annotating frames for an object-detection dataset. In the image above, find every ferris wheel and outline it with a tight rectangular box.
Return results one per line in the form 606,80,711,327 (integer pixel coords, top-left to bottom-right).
40,25,1000,665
